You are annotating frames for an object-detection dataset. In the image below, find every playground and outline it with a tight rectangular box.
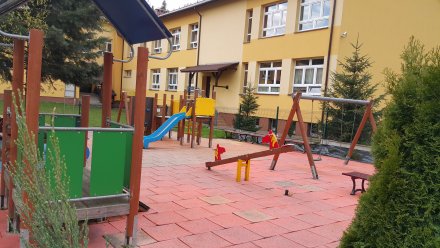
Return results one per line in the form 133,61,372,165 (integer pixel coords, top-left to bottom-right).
0,134,375,247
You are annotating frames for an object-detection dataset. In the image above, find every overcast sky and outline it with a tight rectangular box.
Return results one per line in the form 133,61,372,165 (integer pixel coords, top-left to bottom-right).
147,0,200,11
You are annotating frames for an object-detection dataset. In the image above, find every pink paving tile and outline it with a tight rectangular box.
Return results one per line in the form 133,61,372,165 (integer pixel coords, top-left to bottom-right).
322,197,358,208
173,190,206,200
203,204,238,215
252,235,305,248
175,198,211,208
149,193,182,203
109,219,128,232
308,221,352,242
283,230,333,248
180,232,232,248
208,213,251,228
142,224,191,241
213,226,262,245
177,218,224,234
244,221,289,237
139,215,157,229
176,207,215,220
146,211,188,225
227,243,260,248
227,199,263,211
148,201,186,213
314,210,353,222
200,195,234,205
233,209,274,222
270,217,314,232
294,213,338,227
140,238,189,248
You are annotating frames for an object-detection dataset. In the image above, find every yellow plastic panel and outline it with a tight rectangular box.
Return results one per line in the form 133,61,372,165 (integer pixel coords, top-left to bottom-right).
195,98,216,117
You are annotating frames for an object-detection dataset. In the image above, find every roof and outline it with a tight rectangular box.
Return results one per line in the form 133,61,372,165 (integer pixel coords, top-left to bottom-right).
91,0,172,44
180,62,239,73
159,0,219,18
0,0,29,16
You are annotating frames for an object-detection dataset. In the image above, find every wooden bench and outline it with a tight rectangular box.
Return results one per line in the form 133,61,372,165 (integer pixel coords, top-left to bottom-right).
342,172,372,195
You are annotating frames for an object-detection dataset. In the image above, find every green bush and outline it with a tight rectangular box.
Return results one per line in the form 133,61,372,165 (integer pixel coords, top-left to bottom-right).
340,37,440,247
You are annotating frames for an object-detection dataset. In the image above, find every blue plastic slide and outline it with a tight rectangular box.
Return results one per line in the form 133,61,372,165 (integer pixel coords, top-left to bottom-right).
143,112,186,148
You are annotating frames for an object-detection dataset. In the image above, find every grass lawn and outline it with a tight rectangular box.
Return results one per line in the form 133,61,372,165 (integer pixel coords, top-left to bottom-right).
0,100,127,127
0,100,226,138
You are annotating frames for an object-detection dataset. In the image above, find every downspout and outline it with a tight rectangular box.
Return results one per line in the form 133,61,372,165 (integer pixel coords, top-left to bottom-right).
120,39,125,102
194,7,202,90
321,0,337,122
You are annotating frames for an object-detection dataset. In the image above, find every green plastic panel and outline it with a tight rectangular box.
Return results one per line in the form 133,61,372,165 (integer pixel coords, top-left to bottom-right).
39,115,45,127
89,131,133,196
54,116,79,127
38,131,45,158
123,133,133,188
46,131,85,199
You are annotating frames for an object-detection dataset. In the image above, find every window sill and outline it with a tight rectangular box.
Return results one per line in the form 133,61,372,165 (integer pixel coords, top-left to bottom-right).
166,89,178,92
295,26,328,34
187,47,198,50
255,93,280,96
259,34,285,40
150,88,160,91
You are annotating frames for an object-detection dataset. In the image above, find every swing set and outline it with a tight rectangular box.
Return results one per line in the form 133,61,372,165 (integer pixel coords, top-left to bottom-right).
270,92,377,179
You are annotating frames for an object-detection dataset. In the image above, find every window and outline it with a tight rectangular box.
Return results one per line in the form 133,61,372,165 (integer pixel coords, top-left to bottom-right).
299,0,330,31
105,41,112,52
258,61,282,94
123,70,132,78
243,63,249,93
190,24,199,49
245,9,253,42
167,68,178,91
262,2,287,37
153,40,162,54
151,69,160,90
293,58,324,95
64,84,75,98
171,28,181,51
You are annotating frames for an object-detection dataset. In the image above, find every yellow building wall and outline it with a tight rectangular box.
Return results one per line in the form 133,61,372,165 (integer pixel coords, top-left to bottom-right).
336,0,440,101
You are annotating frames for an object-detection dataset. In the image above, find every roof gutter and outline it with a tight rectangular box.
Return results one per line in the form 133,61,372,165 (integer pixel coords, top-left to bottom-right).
194,7,202,89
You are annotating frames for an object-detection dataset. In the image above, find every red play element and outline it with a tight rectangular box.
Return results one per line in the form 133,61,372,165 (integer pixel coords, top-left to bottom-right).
215,144,226,161
262,130,279,149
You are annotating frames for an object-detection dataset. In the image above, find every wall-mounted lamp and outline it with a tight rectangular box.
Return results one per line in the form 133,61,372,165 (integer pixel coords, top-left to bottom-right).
340,32,348,38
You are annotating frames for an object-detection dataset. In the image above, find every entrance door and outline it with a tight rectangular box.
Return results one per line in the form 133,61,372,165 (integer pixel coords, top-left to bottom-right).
202,76,211,98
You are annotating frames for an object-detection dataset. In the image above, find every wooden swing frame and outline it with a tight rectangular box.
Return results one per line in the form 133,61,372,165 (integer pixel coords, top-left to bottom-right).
270,92,377,179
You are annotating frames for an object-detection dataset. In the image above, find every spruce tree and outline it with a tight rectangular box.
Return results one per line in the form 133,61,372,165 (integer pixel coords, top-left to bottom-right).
325,39,383,144
340,37,440,247
234,84,260,132
0,0,106,87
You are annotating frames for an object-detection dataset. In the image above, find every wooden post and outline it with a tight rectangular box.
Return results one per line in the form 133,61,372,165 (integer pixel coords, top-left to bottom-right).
208,91,216,148
151,93,158,132
190,90,198,148
81,95,90,165
1,91,12,210
169,95,174,138
270,93,301,170
345,102,373,164
197,119,202,145
7,38,25,227
101,52,113,127
161,94,166,127
125,47,148,244
23,28,44,242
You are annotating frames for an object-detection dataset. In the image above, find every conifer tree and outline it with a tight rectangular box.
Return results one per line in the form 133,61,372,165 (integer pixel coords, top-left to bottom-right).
0,0,106,87
325,39,383,143
234,84,260,132
340,37,440,247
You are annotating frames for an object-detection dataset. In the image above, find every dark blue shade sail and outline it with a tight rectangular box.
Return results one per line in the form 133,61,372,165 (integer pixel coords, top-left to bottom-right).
91,0,172,45
0,0,29,16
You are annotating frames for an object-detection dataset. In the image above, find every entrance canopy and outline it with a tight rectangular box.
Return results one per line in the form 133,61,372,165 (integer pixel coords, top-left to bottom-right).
1,0,171,45
181,62,239,73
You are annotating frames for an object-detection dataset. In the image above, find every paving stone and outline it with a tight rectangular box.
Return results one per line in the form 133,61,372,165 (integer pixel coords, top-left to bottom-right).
142,224,191,241
244,221,289,237
214,226,262,245
208,213,251,228
270,217,314,232
146,211,188,225
294,213,337,227
139,238,189,248
233,209,275,222
180,232,232,248
177,218,224,234
252,235,305,248
176,207,215,220
283,230,332,248
200,195,234,205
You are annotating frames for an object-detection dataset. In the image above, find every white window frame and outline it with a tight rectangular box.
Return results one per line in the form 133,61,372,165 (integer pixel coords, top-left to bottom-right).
262,2,287,37
64,84,75,98
167,68,178,91
190,24,199,49
245,9,253,42
243,63,249,93
257,61,282,94
151,69,161,90
171,28,181,51
153,40,162,54
105,41,112,52
298,0,331,31
293,58,324,96
123,70,132,78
